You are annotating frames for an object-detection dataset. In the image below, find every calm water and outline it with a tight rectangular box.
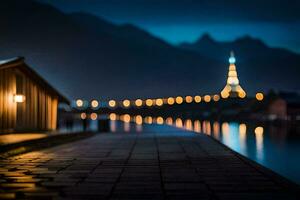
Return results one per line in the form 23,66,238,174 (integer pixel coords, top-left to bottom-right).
60,114,300,185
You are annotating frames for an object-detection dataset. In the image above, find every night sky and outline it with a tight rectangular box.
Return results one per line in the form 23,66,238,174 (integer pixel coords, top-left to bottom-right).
39,0,300,53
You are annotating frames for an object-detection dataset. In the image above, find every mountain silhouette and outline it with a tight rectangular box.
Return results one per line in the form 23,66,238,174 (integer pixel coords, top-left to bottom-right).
0,0,299,100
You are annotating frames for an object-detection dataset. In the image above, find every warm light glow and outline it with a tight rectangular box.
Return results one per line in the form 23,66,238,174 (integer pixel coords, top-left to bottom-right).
135,99,143,107
123,99,130,107
238,91,246,98
155,98,164,106
109,100,116,107
213,122,220,136
80,113,87,120
175,96,183,104
14,94,25,103
146,99,153,107
221,91,230,99
221,51,246,98
255,126,264,135
256,93,264,101
156,116,164,124
144,116,153,124
135,115,143,125
91,100,99,108
167,97,175,105
185,96,193,103
184,119,193,131
109,113,117,121
123,114,131,123
166,117,173,125
194,95,201,103
90,113,98,120
213,94,220,102
203,95,211,102
175,118,183,128
194,120,201,133
239,123,247,135
76,99,84,107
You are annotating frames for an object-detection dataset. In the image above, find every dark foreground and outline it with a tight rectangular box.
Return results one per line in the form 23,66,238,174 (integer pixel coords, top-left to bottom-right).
0,124,299,200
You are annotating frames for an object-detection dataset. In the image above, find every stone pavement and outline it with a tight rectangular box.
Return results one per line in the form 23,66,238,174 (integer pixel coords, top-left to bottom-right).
0,124,299,200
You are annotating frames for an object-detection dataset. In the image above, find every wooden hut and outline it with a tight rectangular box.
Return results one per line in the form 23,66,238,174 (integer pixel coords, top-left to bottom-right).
0,57,69,133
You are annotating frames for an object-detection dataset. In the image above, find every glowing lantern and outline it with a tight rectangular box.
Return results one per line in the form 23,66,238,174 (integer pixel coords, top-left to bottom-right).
14,94,25,103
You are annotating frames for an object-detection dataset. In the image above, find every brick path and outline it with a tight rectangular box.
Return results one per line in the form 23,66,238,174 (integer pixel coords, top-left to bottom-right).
0,124,299,199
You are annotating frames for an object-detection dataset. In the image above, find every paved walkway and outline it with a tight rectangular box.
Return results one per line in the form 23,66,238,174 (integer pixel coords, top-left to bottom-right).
0,124,299,199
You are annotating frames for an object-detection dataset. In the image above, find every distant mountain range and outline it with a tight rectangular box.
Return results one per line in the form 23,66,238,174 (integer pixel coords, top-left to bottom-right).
1,0,299,100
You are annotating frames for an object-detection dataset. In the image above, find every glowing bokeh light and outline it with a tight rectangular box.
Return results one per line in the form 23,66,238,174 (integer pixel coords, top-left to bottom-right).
80,113,87,120
135,115,143,125
145,116,153,124
123,99,131,107
185,96,193,103
175,96,183,104
146,99,153,107
123,114,131,123
91,100,99,108
204,95,211,102
155,98,164,106
156,116,164,124
90,113,98,120
166,117,173,125
76,99,84,107
109,113,117,121
175,118,183,128
167,97,175,105
256,93,264,101
213,94,220,102
109,100,116,107
255,126,264,135
135,99,143,107
194,96,201,103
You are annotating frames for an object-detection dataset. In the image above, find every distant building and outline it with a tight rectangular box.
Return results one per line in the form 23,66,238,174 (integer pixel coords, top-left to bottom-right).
220,51,246,99
257,92,300,121
0,57,69,133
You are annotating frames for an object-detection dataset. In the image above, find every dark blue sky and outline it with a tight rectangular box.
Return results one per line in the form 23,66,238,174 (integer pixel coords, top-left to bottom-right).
40,0,300,53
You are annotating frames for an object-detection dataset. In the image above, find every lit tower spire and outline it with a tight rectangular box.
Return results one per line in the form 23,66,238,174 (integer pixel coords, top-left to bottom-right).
221,51,246,98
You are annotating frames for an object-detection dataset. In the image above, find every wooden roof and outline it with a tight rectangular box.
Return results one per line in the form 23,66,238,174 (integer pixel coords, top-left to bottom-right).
0,57,69,104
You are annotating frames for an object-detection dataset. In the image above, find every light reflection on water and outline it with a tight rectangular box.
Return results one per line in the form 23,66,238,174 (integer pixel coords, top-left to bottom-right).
109,113,300,185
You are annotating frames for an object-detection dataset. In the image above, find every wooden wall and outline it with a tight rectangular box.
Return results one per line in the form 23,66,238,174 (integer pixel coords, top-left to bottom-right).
0,67,16,132
0,67,58,133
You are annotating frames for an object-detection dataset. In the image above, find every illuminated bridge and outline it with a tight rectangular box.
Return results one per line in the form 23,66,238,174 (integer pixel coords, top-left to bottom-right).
64,52,265,123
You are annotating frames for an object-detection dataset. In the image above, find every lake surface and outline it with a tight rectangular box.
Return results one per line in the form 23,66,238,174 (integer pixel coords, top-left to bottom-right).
60,114,300,185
